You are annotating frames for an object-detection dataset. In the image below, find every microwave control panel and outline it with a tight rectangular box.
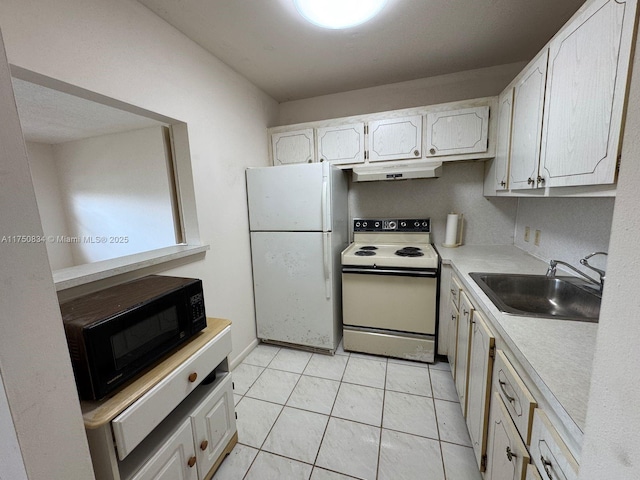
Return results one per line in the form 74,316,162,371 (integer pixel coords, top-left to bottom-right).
190,292,206,331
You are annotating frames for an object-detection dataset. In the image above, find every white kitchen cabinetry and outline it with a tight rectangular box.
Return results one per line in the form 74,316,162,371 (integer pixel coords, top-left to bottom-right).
83,319,237,480
530,410,579,480
493,89,514,191
526,464,543,480
446,298,459,380
455,291,475,416
127,419,197,480
466,311,495,471
425,106,489,158
485,392,530,480
271,129,315,165
316,123,365,165
367,115,423,162
539,0,637,187
509,49,548,190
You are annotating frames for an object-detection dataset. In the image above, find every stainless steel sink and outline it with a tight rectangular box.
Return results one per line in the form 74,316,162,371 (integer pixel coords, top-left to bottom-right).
469,272,601,322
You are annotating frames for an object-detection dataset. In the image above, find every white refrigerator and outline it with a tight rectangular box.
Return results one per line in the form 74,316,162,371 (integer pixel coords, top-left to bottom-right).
246,162,348,353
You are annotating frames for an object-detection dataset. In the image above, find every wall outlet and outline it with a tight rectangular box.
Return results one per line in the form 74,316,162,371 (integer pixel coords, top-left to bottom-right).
524,226,530,242
534,229,541,246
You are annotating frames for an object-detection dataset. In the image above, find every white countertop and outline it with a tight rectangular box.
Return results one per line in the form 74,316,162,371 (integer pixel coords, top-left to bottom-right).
437,245,597,450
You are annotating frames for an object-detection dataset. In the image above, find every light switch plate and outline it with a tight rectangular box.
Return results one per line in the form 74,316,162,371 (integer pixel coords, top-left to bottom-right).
524,226,530,242
534,230,541,246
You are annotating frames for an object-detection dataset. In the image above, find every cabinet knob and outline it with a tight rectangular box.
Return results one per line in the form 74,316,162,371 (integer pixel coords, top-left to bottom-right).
188,372,198,383
500,181,506,187
537,175,546,185
188,456,197,468
200,440,209,451
414,149,421,156
429,148,436,155
527,177,535,185
506,446,517,462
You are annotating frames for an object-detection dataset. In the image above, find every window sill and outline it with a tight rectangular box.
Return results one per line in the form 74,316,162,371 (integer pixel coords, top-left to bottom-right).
53,244,209,291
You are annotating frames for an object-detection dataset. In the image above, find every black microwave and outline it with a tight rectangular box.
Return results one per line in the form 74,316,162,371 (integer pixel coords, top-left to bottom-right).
60,275,207,401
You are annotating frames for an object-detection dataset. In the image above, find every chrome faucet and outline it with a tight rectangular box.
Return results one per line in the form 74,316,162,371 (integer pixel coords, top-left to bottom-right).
546,252,607,294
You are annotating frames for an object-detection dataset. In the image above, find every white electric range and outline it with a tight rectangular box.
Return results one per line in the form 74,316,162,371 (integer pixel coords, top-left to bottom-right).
341,218,440,363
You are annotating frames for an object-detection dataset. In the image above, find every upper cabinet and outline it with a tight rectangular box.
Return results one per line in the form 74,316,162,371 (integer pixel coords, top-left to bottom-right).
271,128,315,165
267,98,495,169
425,106,489,158
486,0,638,196
509,49,548,190
317,123,365,165
367,115,423,162
494,89,514,191
540,0,636,188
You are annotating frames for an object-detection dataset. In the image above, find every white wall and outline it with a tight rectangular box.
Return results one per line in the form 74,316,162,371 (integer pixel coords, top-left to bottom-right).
0,0,279,368
25,141,74,270
0,27,95,479
350,162,518,245
277,62,526,125
0,373,28,480
53,126,176,264
514,197,614,275
578,30,640,480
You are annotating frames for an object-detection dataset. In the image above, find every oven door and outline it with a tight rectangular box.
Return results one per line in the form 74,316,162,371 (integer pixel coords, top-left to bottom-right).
342,267,437,335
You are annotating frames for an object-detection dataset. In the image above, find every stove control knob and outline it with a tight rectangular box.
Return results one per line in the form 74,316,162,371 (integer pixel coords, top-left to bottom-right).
400,221,407,228
388,221,396,230
375,222,380,228
355,222,361,228
363,222,368,227
414,221,419,227
422,221,428,227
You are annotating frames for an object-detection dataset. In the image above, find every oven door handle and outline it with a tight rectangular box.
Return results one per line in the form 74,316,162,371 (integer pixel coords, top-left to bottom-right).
342,266,438,278
323,232,331,299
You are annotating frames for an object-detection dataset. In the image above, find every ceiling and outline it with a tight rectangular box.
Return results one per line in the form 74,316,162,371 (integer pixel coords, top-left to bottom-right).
12,78,165,144
137,0,585,102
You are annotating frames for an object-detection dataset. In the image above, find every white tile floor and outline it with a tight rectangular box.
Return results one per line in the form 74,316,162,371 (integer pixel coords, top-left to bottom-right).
213,342,482,480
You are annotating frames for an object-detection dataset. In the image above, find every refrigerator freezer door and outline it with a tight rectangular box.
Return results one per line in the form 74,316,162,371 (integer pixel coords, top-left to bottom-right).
251,231,335,350
247,163,330,232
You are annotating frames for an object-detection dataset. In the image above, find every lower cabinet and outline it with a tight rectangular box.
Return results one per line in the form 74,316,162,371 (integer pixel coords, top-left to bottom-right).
455,291,475,416
485,393,530,480
446,298,459,380
129,419,197,480
465,311,495,471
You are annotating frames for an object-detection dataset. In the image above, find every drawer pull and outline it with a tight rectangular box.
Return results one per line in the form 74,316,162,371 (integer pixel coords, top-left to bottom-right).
451,288,456,295
506,446,517,462
499,379,516,404
200,440,209,451
463,309,469,316
188,456,197,468
541,456,554,479
451,314,456,321
188,372,198,383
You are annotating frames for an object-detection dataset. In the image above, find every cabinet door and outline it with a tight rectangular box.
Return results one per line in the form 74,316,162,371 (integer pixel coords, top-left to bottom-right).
129,418,197,480
425,106,489,157
447,299,459,380
510,50,548,190
367,115,422,162
540,0,637,187
495,89,514,191
455,291,474,416
192,375,236,479
317,123,365,165
271,129,315,165
485,393,530,480
466,312,495,471
529,410,579,480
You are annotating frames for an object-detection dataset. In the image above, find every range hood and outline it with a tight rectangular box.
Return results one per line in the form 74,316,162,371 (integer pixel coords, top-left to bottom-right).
352,160,442,182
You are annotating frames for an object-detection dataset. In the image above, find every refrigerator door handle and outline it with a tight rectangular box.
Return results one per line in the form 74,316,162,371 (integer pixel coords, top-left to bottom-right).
321,177,329,232
323,232,331,299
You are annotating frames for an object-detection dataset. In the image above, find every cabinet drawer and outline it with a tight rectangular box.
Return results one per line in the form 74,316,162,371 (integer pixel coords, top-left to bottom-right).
526,464,543,480
450,274,462,309
113,327,232,460
530,409,579,480
493,350,537,444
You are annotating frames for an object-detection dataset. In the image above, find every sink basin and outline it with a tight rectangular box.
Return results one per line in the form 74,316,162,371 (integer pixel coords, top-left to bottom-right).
469,272,601,322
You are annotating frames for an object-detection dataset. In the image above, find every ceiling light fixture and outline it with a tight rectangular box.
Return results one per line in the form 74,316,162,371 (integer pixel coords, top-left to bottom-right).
294,0,388,29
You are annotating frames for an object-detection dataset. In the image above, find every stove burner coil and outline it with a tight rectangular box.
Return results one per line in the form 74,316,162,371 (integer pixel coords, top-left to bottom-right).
359,246,378,250
395,246,424,257
355,250,376,256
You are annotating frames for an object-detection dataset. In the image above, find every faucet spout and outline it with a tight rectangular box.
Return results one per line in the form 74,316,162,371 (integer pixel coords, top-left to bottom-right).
580,252,607,291
546,258,603,293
